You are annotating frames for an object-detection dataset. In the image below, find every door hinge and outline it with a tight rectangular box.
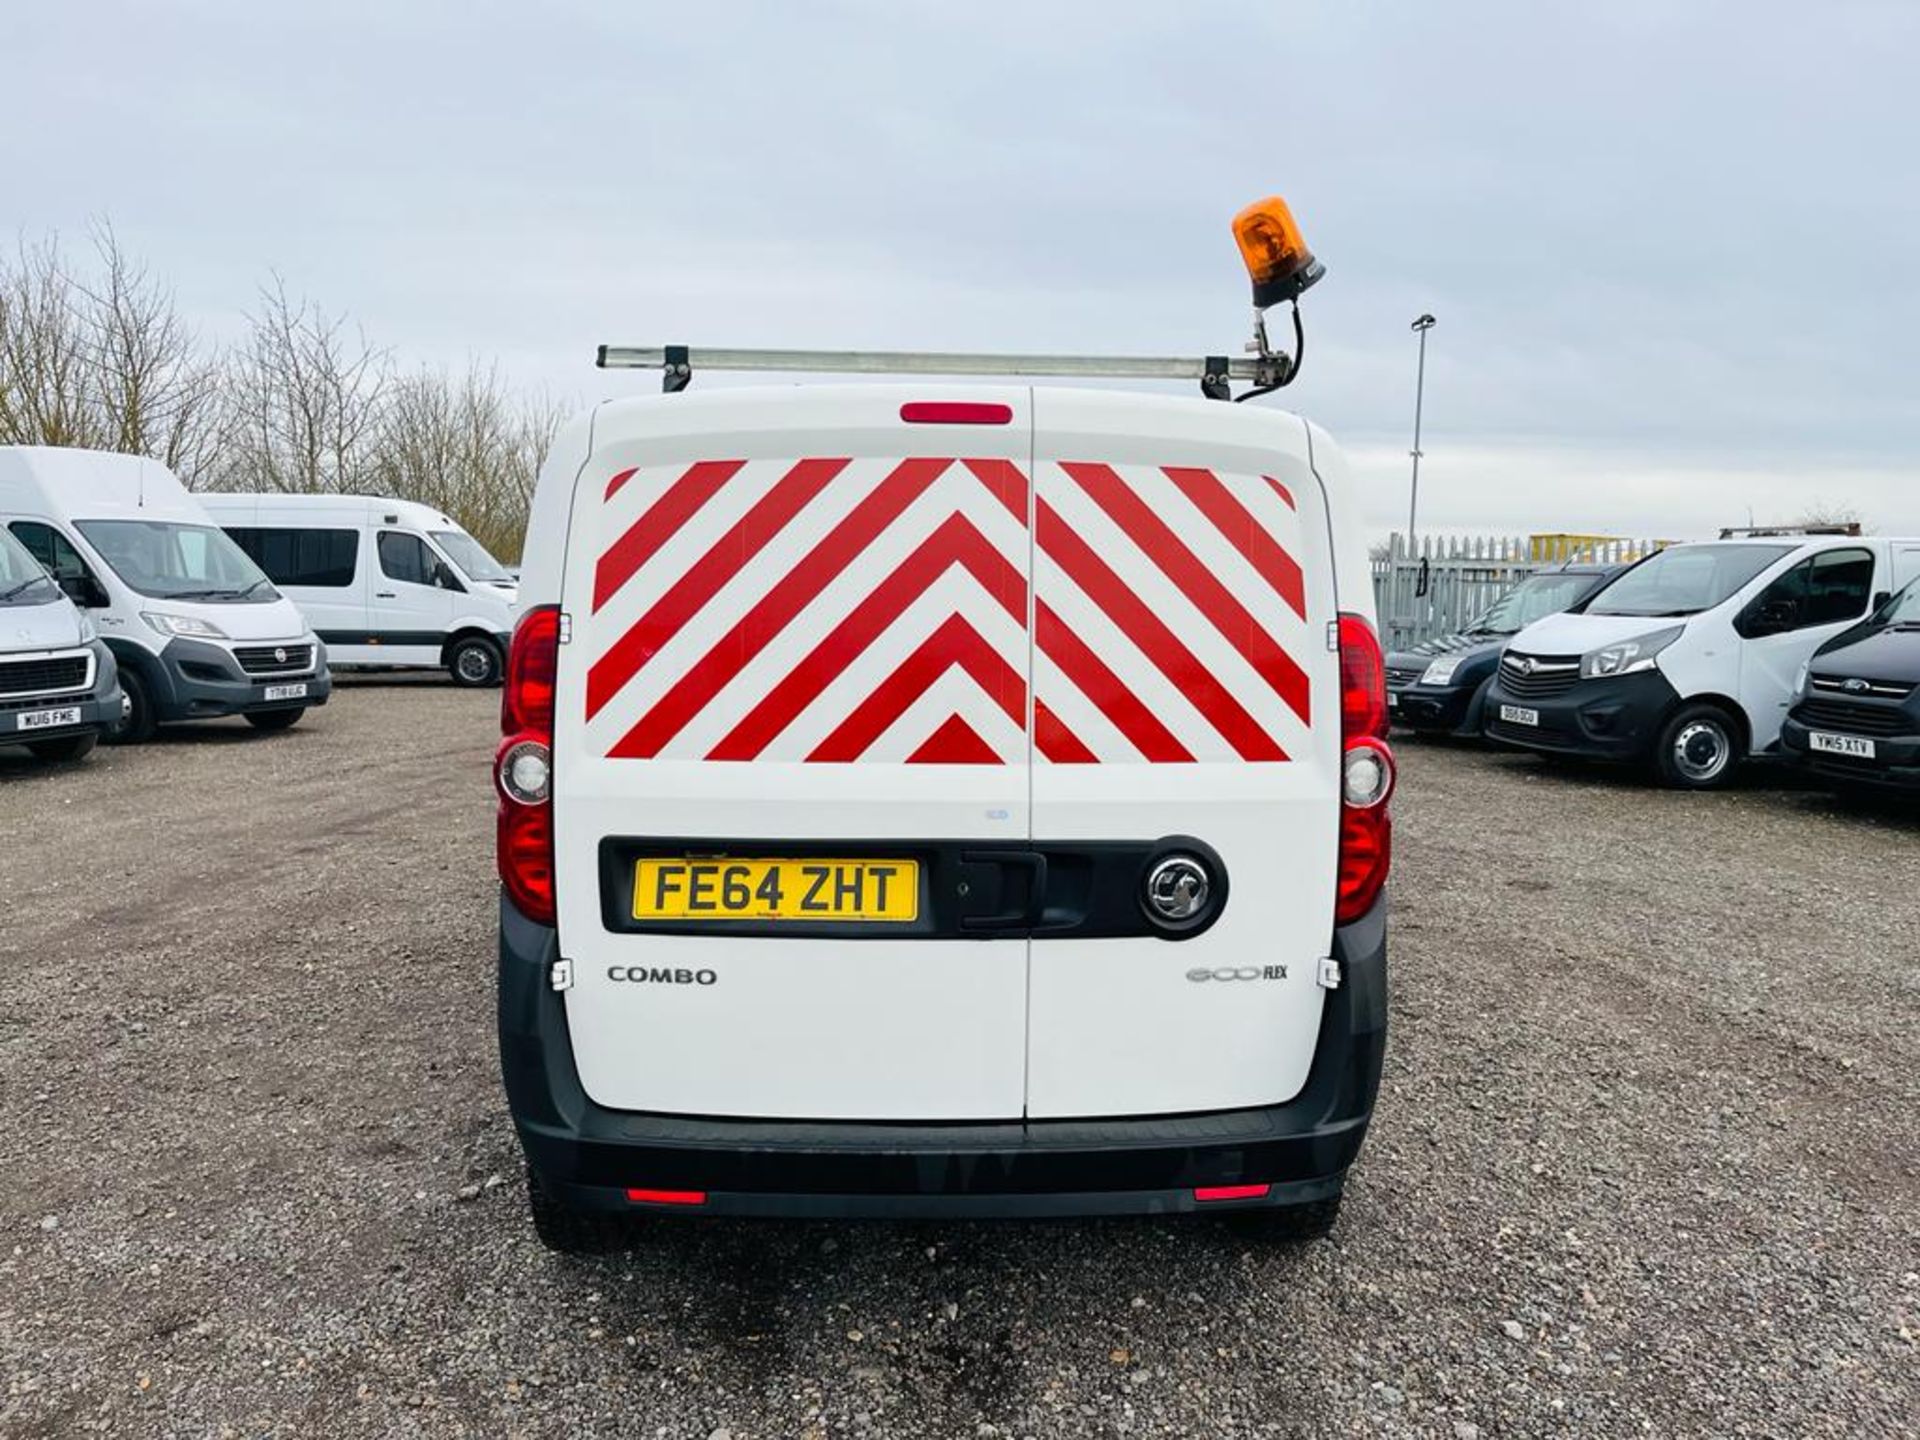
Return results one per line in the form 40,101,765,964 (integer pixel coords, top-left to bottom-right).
550,958,574,992
1325,620,1340,652
1316,957,1342,989
557,612,573,644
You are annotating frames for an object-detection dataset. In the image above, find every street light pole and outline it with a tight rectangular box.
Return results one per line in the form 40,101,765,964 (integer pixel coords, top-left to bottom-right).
1407,313,1436,550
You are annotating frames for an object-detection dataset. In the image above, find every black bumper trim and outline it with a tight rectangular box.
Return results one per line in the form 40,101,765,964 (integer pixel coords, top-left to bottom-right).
497,895,1387,1215
1779,716,1920,789
1482,668,1680,762
148,637,333,720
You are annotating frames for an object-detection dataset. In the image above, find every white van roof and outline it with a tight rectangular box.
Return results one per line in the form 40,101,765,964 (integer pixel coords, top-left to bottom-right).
0,445,203,524
198,492,461,530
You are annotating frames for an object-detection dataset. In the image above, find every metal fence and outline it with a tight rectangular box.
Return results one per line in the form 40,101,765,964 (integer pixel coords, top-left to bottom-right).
1370,534,1668,651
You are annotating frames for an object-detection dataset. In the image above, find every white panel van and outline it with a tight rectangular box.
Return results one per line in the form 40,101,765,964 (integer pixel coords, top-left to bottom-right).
1485,535,1920,787
0,522,125,762
202,494,519,687
0,447,329,743
495,380,1392,1247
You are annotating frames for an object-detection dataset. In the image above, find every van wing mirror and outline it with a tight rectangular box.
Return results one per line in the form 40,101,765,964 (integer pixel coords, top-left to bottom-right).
433,561,465,593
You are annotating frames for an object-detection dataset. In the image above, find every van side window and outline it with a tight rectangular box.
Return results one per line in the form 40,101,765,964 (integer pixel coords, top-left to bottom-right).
228,526,358,588
8,521,96,584
1736,547,1875,636
378,531,439,587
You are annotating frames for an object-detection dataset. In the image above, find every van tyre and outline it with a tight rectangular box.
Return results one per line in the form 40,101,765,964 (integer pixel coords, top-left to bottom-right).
245,708,304,732
27,732,98,763
526,1167,630,1256
1225,1195,1343,1242
104,671,155,746
1654,702,1743,790
449,636,504,688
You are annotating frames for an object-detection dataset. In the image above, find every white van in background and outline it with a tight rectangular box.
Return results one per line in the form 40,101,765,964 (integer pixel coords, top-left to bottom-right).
1484,534,1920,788
0,522,125,762
202,494,519,687
0,446,329,743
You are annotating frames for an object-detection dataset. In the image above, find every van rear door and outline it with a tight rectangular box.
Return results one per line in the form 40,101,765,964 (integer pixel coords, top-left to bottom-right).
552,388,1035,1120
1025,392,1342,1118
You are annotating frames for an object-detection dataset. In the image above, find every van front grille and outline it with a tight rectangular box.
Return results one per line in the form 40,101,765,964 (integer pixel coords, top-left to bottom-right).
234,643,315,676
0,653,90,698
1497,652,1580,700
1386,665,1425,689
1793,698,1912,737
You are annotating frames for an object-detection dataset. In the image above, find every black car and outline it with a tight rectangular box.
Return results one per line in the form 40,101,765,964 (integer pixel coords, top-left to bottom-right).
1385,564,1622,737
1780,577,1920,789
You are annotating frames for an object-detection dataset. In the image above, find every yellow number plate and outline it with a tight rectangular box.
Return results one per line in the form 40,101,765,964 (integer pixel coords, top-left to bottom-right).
632,858,920,923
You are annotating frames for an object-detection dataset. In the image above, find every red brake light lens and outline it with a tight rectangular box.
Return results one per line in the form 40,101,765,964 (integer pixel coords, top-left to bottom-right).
1337,613,1388,741
498,604,560,925
1194,1183,1272,1203
503,605,561,734
899,401,1013,425
1335,613,1393,924
497,796,556,924
626,1188,708,1206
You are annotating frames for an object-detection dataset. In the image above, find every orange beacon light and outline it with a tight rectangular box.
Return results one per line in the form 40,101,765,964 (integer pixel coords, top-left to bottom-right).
1231,196,1326,309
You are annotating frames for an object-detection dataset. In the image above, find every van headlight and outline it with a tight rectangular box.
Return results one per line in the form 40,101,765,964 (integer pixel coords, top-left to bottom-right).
1580,626,1682,680
1420,655,1464,686
1792,662,1810,701
142,611,228,640
77,614,97,643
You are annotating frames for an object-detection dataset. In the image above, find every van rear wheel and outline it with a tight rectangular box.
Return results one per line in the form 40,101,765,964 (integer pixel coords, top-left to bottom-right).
525,1168,631,1255
1654,703,1743,790
449,636,504,688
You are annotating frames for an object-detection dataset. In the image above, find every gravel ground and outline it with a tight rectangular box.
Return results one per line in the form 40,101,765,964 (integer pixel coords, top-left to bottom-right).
2,683,1916,1438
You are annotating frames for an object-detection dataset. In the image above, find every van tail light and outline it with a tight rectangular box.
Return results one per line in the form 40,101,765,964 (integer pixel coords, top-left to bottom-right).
1335,613,1394,924
498,605,560,925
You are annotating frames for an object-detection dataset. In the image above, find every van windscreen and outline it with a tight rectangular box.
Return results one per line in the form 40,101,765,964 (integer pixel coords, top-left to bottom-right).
0,526,61,606
1588,544,1793,618
431,530,512,583
75,519,278,602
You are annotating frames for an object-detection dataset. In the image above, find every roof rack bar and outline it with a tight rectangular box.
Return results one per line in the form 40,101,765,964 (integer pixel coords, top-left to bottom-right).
596,344,1276,383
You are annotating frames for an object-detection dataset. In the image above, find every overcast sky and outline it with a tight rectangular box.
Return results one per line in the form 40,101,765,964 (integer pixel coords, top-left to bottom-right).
9,1,1918,540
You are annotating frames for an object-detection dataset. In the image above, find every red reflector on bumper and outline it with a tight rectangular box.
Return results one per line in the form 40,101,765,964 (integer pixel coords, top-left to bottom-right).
626,1188,708,1206
900,401,1013,425
1193,1183,1271,1203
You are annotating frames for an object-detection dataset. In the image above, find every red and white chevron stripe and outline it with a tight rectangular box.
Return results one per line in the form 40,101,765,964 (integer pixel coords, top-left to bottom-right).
579,456,1312,764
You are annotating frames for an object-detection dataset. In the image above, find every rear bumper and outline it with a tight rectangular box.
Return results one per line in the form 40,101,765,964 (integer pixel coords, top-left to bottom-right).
1482,670,1678,761
497,896,1388,1218
1779,715,1920,789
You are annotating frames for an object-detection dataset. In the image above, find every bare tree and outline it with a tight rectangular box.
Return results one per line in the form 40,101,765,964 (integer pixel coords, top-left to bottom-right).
0,235,97,448
2,227,564,557
0,227,221,479
211,278,388,493
78,224,222,483
373,362,562,560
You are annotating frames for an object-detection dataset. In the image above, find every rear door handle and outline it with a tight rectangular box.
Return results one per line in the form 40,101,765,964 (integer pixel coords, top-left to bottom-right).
375,591,397,599
958,849,1048,932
